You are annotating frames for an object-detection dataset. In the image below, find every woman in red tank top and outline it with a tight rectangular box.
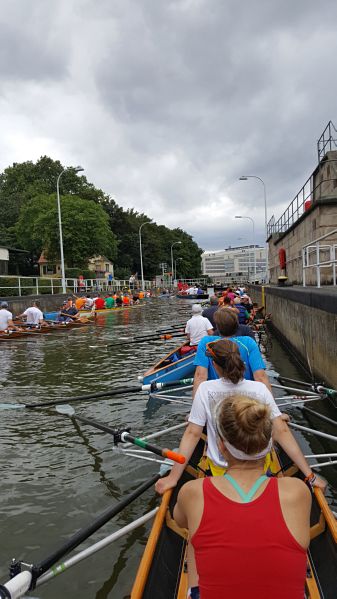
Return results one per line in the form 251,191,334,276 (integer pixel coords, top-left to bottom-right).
174,395,311,599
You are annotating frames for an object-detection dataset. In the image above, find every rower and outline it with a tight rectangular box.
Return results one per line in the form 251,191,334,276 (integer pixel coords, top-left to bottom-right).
74,295,86,310
185,304,213,348
17,300,44,328
233,297,250,324
104,293,115,309
0,301,15,331
84,294,94,310
59,298,79,322
94,294,105,310
202,296,219,329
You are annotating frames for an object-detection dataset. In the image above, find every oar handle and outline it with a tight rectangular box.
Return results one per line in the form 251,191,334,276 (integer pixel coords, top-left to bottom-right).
120,432,185,464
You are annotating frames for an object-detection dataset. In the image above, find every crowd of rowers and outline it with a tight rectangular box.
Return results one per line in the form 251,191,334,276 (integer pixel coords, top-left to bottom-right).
0,290,151,332
155,288,326,598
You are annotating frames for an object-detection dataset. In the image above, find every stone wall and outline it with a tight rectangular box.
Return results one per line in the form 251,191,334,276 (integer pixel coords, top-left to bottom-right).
1,294,69,316
249,285,337,388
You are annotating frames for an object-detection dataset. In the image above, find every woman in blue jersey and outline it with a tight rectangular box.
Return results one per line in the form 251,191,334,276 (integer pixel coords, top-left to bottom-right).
193,307,270,396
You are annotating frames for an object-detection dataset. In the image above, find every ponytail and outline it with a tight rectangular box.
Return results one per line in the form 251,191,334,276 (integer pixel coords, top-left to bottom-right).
207,339,245,384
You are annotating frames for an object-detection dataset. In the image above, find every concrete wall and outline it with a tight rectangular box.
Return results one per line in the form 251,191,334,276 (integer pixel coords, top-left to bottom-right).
268,199,337,285
1,294,69,316
249,285,337,389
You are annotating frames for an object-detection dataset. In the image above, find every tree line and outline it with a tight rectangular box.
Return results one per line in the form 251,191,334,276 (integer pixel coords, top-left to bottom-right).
0,156,202,280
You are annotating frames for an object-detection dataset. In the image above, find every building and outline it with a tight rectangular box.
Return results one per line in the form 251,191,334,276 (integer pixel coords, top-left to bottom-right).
201,245,267,284
38,252,114,279
0,247,9,275
87,256,114,278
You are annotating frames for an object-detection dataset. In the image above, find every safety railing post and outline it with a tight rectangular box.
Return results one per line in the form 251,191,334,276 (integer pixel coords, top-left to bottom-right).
36,277,39,295
302,249,306,287
18,277,21,296
316,244,320,288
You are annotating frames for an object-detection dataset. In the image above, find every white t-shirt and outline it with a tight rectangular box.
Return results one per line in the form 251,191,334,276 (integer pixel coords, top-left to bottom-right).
189,378,281,468
84,298,94,308
0,309,13,331
185,314,213,345
23,306,44,325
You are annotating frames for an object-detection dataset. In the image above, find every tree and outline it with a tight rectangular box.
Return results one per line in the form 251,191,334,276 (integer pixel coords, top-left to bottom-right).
16,194,117,268
0,156,108,229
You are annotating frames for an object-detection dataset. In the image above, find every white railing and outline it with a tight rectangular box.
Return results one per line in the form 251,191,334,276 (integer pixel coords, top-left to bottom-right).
302,228,337,287
0,276,153,297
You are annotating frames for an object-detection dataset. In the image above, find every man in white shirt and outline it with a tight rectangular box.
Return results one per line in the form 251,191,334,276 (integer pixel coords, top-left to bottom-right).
18,300,44,327
185,304,213,346
0,302,14,331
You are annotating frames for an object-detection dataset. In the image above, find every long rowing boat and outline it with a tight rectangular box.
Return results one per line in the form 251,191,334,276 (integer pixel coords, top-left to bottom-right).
0,320,92,342
176,294,209,300
130,436,206,599
142,342,196,385
131,440,337,598
44,303,146,320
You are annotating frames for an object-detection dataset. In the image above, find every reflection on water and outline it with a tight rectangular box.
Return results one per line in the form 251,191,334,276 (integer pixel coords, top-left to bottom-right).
0,299,336,597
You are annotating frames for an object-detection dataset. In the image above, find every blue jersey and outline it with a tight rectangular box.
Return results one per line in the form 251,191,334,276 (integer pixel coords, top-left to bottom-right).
194,335,265,380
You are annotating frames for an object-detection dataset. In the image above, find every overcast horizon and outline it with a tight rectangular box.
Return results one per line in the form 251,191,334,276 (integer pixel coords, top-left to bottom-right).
1,0,337,251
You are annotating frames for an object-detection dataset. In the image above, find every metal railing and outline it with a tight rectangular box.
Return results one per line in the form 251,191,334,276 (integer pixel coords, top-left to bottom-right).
267,177,337,237
317,121,337,163
302,229,337,287
0,276,153,297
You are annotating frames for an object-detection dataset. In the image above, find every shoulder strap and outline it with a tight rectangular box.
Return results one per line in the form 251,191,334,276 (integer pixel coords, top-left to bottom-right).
224,474,268,503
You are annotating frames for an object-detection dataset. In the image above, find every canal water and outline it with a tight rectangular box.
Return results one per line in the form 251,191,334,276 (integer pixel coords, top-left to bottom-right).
0,299,336,598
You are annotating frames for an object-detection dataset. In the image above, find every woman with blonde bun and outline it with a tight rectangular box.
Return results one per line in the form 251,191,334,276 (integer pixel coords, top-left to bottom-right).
174,395,311,599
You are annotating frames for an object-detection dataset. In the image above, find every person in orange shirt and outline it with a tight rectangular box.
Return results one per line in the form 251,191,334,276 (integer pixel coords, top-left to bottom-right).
138,291,144,299
122,293,130,306
75,295,86,310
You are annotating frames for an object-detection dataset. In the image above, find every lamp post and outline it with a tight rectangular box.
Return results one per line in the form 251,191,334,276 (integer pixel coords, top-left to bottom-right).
175,257,183,280
170,241,182,286
139,221,153,290
239,175,268,282
235,215,256,282
56,165,84,294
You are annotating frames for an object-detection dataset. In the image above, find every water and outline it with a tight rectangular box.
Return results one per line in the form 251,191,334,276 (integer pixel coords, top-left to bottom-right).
0,299,336,598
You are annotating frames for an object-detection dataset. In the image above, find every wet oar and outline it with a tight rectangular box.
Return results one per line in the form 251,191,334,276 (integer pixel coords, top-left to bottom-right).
302,406,337,428
56,404,186,464
10,472,162,592
107,332,185,348
0,379,193,411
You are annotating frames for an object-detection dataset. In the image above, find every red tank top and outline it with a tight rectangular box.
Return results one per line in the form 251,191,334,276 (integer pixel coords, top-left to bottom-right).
191,477,307,599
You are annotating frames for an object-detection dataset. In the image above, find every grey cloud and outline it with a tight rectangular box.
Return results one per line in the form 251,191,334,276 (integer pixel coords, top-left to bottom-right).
1,0,337,251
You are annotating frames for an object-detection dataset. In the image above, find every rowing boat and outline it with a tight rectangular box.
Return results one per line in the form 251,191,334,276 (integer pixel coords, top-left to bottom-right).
176,294,209,300
131,440,337,598
142,342,197,385
130,437,206,599
44,303,146,320
0,321,92,341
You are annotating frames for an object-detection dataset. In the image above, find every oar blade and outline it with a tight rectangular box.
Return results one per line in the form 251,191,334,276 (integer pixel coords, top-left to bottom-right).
56,404,76,417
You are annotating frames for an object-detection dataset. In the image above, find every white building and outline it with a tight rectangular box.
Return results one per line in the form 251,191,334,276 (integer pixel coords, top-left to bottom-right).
201,245,267,284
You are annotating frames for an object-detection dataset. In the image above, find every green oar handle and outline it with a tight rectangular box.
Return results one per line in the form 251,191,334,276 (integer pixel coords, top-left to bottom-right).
120,432,185,464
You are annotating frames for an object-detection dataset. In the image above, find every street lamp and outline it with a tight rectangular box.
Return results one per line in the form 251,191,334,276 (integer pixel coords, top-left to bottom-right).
139,221,153,290
56,165,84,293
235,215,256,282
170,241,182,286
239,175,268,282
175,257,183,280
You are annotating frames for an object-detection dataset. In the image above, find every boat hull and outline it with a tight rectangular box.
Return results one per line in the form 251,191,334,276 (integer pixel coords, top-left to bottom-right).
176,294,208,300
142,343,196,385
44,303,145,320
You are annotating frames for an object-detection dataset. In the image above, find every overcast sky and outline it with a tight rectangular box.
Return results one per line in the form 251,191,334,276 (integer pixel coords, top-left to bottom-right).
1,0,337,250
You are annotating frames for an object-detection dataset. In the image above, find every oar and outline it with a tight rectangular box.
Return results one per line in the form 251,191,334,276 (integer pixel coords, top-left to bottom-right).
302,406,337,428
0,379,194,411
289,422,337,442
55,404,186,464
28,472,162,588
107,332,186,348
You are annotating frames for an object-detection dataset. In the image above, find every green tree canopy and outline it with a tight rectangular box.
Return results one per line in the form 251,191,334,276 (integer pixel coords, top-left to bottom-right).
0,156,107,229
16,194,117,268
